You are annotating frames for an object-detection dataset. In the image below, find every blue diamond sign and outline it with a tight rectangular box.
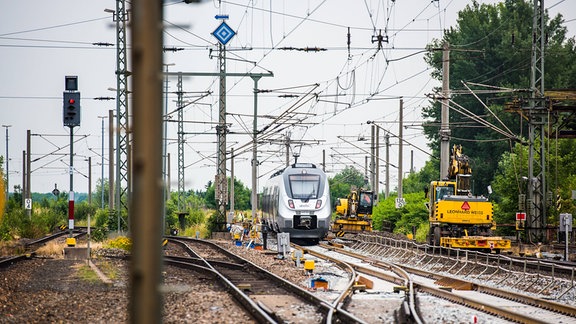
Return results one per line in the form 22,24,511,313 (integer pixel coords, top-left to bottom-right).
212,21,236,46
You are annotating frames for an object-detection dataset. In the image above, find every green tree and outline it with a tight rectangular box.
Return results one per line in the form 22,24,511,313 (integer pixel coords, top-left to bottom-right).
372,192,428,240
329,166,367,208
492,139,576,235
402,160,438,194
204,177,252,211
93,178,110,208
423,0,576,197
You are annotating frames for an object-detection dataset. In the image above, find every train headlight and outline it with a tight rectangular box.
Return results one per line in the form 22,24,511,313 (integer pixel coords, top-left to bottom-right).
315,200,322,209
288,199,295,209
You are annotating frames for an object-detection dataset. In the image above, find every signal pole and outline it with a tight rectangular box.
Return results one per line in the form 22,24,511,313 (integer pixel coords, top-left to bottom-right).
63,76,80,247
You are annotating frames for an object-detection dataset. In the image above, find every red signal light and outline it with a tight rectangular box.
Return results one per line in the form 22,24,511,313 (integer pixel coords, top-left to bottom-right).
68,99,75,104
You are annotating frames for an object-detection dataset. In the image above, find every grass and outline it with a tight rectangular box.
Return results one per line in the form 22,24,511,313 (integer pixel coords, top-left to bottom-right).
74,263,101,283
95,259,120,280
36,241,67,258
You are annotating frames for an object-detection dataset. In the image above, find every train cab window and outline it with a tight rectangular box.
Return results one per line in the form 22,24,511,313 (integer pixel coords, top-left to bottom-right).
288,174,320,200
360,193,372,207
435,186,454,202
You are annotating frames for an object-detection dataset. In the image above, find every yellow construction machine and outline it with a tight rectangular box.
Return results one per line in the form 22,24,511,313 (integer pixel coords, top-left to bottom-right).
426,145,510,252
331,187,374,234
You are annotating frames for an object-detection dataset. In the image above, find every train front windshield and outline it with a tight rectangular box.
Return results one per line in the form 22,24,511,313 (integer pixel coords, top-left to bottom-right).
288,174,320,200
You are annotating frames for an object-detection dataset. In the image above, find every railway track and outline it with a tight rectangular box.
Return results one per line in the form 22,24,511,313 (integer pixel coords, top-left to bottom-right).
360,232,576,276
293,242,423,323
333,237,576,323
166,237,364,323
0,229,85,268
355,232,576,299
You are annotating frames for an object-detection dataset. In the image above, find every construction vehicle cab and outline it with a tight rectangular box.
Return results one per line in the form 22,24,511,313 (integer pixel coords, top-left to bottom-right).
332,187,374,234
427,145,510,252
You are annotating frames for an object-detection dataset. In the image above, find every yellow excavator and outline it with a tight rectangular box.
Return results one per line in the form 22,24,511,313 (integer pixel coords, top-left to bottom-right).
331,187,374,234
426,144,510,252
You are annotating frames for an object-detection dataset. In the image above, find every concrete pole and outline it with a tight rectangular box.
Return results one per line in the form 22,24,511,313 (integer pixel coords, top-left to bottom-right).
364,156,368,181
88,157,92,205
398,99,403,199
385,133,389,199
26,130,31,218
108,110,115,211
2,125,10,204
370,124,376,190
285,135,290,167
167,153,171,194
251,76,261,221
375,126,380,198
22,150,26,209
100,117,105,208
229,148,235,223
440,42,451,180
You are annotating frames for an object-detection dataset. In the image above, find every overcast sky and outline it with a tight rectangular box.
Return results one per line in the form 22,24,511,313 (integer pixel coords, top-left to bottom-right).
1,0,574,196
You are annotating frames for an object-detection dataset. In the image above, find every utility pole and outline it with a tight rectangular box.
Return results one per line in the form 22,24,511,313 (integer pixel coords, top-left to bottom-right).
229,148,235,223
398,98,404,200
215,40,228,228
163,63,174,236
370,124,376,190
22,150,25,210
105,0,130,231
2,125,10,204
251,75,262,222
98,116,106,209
375,125,380,199
385,132,390,199
87,157,92,205
440,42,451,180
176,73,185,214
26,130,31,218
108,110,115,219
129,0,164,321
285,133,291,167
525,0,548,242
163,68,273,230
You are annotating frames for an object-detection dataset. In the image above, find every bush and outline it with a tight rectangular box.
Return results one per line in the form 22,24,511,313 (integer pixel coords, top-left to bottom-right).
0,207,63,240
182,223,209,238
91,227,108,242
105,236,132,251
187,209,205,226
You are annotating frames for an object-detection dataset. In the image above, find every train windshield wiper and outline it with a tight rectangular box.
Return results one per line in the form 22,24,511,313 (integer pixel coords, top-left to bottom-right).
302,190,316,202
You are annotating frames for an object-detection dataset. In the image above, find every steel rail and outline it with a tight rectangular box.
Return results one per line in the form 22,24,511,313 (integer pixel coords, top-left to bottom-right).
318,243,424,323
331,238,576,322
164,257,277,323
169,238,364,323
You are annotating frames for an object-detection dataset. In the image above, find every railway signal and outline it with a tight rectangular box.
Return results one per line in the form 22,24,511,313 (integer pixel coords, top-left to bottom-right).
62,76,80,247
63,92,81,127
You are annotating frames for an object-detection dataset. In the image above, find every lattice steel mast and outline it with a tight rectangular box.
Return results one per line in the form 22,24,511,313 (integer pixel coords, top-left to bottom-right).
177,73,185,212
526,0,547,241
110,0,130,230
